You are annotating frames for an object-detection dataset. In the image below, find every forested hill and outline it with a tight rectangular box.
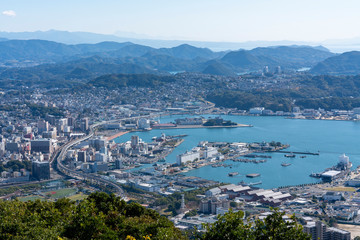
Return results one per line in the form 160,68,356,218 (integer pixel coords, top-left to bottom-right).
207,75,360,111
310,51,360,75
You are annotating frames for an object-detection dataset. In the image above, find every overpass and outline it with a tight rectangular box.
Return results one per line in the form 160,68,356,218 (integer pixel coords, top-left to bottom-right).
52,115,160,198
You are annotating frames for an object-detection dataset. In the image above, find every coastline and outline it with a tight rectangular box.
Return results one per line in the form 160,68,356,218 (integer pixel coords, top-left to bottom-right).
106,131,130,141
152,123,252,130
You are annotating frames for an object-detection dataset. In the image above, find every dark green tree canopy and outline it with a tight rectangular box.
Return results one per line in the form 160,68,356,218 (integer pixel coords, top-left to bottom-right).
198,209,310,240
0,193,310,240
0,192,184,240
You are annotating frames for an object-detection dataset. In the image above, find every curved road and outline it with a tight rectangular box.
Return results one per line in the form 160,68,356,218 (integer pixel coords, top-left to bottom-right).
52,115,158,198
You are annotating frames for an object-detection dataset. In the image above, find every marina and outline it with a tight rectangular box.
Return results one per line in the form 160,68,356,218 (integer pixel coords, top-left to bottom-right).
231,158,267,164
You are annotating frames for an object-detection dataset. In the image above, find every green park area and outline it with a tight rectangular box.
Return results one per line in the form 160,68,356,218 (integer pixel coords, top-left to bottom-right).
67,193,88,201
18,195,45,202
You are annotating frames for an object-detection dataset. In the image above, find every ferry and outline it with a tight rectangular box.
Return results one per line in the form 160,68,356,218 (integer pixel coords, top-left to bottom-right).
281,162,291,167
228,172,239,177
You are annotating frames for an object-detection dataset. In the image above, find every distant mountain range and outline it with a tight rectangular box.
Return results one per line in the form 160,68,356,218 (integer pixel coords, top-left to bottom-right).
0,29,351,52
2,35,360,89
0,38,335,72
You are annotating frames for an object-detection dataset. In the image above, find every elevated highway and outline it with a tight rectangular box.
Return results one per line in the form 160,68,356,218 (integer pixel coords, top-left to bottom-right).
52,115,159,198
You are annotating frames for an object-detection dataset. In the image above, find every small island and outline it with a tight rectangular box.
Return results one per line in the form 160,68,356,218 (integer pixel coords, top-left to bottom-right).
151,116,250,129
202,117,237,126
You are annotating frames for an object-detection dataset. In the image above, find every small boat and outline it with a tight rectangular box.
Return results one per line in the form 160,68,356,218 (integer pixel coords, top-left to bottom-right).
246,173,260,178
228,172,239,177
284,153,296,158
309,173,321,178
239,180,247,185
281,162,291,167
300,156,306,158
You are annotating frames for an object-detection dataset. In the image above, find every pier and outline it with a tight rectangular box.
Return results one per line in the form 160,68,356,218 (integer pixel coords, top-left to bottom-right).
275,150,320,155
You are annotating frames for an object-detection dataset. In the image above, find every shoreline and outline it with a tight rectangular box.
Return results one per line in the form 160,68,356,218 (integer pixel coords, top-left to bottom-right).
106,131,130,141
152,123,252,130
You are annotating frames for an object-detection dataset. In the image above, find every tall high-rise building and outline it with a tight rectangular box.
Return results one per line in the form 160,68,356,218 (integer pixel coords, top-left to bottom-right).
263,66,269,74
115,159,122,169
131,135,140,149
37,120,49,134
81,118,89,132
78,151,87,162
32,161,50,180
275,66,282,74
67,117,74,127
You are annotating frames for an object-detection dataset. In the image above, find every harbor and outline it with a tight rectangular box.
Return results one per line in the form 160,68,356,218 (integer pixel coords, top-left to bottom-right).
115,114,360,189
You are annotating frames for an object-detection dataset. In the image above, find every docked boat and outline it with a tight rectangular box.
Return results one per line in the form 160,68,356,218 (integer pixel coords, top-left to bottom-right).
248,181,262,186
309,172,321,178
281,162,291,167
228,172,239,177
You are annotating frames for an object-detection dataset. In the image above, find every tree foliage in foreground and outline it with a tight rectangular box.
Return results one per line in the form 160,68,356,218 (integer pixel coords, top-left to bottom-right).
0,192,184,240
0,192,310,240
198,209,310,240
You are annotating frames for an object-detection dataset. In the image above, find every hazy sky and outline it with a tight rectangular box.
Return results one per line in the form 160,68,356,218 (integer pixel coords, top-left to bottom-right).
1,0,360,42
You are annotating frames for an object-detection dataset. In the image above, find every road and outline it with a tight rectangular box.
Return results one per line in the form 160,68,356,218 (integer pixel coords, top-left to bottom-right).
52,115,160,198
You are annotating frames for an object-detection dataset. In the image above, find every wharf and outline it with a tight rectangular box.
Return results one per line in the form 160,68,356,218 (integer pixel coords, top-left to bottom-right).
275,150,319,155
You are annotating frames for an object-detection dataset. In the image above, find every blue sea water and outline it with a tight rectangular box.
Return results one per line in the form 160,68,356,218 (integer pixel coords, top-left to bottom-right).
115,115,360,189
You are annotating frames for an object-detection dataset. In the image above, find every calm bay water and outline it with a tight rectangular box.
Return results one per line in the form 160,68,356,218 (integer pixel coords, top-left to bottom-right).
115,115,360,189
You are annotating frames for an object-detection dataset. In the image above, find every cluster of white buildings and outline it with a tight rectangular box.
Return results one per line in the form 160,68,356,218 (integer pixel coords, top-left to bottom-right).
176,144,221,166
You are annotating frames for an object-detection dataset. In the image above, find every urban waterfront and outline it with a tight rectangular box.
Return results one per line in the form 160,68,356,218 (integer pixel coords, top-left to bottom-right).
115,115,360,189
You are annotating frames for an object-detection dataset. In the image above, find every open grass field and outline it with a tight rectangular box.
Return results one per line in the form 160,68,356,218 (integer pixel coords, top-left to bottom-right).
18,195,45,202
67,193,87,201
45,188,77,199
